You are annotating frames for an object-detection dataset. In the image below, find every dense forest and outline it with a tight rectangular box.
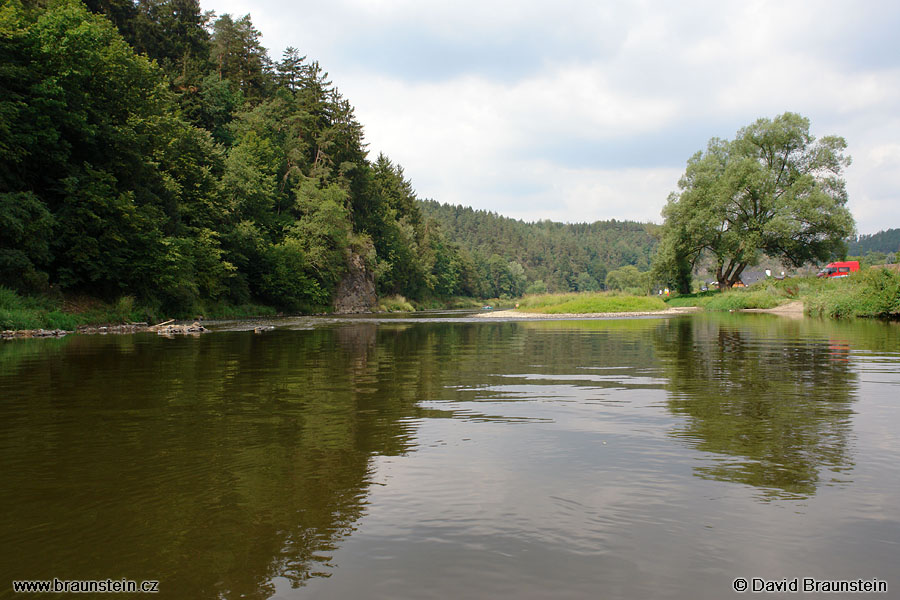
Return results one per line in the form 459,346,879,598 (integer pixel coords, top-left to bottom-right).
848,229,900,256
0,0,506,313
0,0,667,313
419,201,659,294
5,1,880,317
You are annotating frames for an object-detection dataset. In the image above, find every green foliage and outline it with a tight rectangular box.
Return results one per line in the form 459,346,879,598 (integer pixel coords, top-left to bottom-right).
210,13,270,100
848,228,900,256
574,272,600,292
420,200,656,293
5,0,652,320
377,295,415,312
654,113,856,291
525,279,548,295
0,286,140,330
0,0,439,317
662,291,717,308
0,286,21,311
258,238,327,312
605,265,650,293
807,268,900,319
703,290,784,311
517,292,667,314
661,270,900,320
0,192,53,291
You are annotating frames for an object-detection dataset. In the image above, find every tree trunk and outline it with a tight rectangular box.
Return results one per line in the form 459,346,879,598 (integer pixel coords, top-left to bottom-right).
717,260,747,288
716,261,728,289
729,263,747,287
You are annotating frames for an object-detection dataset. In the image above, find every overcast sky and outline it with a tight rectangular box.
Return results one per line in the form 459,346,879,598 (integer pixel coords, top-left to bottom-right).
204,0,899,234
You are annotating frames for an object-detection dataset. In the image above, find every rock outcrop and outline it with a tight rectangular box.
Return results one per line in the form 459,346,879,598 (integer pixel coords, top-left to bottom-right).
332,252,376,314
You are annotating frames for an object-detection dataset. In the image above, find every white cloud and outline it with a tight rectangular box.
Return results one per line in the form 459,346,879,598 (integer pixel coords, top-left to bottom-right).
202,0,900,233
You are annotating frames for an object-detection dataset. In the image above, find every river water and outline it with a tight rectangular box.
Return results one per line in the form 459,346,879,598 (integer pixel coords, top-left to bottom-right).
1,312,898,599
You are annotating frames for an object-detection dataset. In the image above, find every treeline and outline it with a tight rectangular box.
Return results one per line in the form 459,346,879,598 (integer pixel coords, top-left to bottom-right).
848,229,900,257
0,0,485,313
419,201,659,294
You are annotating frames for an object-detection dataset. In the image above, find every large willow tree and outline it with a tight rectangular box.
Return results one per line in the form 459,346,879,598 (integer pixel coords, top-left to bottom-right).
654,113,856,291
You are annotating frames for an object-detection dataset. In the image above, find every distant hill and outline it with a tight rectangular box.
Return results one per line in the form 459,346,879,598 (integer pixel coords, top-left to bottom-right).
849,229,900,255
420,200,659,293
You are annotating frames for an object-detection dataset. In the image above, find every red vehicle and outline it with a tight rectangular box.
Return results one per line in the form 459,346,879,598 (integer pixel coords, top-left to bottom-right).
817,261,860,278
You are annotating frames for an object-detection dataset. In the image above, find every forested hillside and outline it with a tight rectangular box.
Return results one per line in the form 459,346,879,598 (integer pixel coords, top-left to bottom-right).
420,201,659,294
0,0,481,313
1,0,668,314
849,229,900,256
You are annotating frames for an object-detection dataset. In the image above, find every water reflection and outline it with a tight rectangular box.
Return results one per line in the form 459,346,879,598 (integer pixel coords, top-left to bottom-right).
2,315,898,599
0,326,449,599
654,315,858,499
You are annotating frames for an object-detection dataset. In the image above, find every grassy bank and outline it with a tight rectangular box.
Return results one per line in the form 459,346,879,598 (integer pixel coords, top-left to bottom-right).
665,270,900,319
0,287,276,331
517,292,668,314
805,268,900,318
1,286,501,331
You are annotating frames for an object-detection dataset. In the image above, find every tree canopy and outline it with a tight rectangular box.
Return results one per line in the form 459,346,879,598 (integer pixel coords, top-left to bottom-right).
420,200,659,295
7,3,844,312
849,228,900,256
0,0,484,311
653,113,856,292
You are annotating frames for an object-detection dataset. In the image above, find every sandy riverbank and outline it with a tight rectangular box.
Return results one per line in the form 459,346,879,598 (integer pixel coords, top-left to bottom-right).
475,306,702,319
741,301,805,318
477,301,807,320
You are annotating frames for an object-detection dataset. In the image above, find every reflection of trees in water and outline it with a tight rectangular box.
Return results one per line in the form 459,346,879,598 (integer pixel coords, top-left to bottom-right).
0,320,672,598
2,316,876,596
0,326,460,599
654,316,857,499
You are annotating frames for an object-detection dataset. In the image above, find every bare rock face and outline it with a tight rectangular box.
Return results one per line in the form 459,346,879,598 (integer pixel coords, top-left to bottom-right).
332,252,376,314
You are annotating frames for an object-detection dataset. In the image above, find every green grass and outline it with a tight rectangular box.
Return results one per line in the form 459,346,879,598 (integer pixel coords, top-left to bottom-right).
517,291,667,314
410,296,496,311
662,270,900,319
377,295,416,312
806,268,900,318
664,278,823,311
663,290,718,308
193,300,277,319
1,287,80,330
0,287,281,331
702,289,785,311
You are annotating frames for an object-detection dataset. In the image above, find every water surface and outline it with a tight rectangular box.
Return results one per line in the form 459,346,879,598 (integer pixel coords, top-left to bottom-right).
1,313,898,598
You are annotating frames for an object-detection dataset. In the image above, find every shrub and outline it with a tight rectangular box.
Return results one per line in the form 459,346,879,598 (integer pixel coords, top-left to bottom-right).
378,295,415,312
704,289,783,311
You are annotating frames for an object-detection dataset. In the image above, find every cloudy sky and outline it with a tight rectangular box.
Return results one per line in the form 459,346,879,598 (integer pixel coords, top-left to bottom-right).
203,0,899,234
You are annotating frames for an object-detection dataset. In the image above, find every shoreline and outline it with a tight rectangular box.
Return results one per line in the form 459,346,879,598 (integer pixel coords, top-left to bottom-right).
1,320,208,340
477,301,807,320
0,302,810,339
476,306,702,320
740,301,805,318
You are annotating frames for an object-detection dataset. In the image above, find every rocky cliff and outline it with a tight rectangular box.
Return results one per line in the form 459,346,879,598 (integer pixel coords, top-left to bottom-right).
332,252,376,314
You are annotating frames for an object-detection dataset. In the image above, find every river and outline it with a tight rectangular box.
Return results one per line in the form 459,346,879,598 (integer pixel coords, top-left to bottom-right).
1,312,898,599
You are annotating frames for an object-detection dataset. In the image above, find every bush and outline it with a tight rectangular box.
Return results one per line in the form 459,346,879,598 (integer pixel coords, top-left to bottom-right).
378,295,415,312
704,289,783,311
0,287,20,311
805,268,900,318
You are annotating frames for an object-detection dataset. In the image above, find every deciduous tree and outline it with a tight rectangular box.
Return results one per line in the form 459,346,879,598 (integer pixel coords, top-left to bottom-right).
654,113,855,291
